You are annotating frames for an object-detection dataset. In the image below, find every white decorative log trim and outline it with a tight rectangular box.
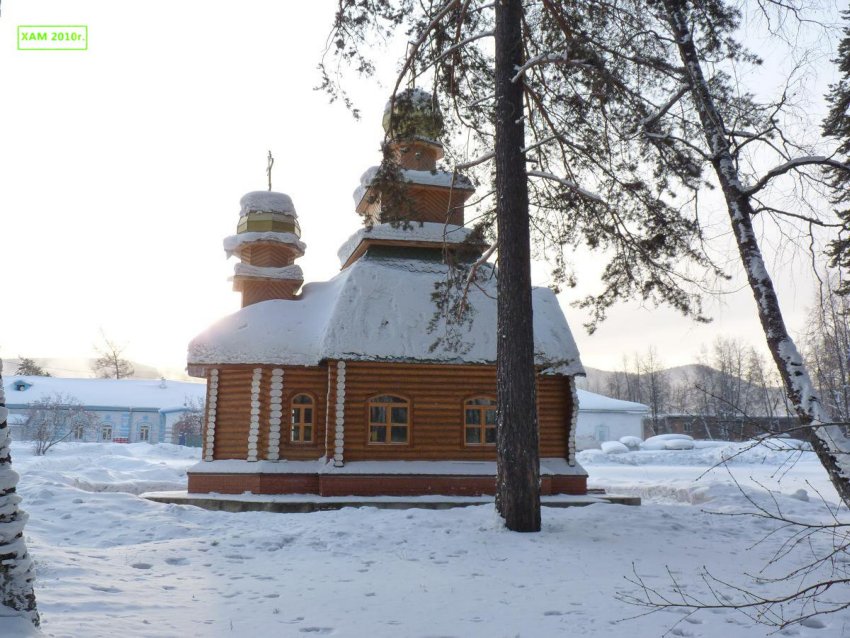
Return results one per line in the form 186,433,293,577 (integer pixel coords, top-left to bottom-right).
567,376,578,466
204,368,219,462
334,361,346,467
247,368,263,462
324,364,333,461
267,368,284,461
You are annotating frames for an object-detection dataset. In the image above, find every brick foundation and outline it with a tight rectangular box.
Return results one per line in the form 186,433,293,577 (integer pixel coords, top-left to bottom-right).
187,472,587,497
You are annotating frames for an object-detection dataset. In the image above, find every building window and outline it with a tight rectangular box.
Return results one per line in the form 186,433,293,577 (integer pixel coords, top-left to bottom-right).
290,394,315,443
101,425,112,441
465,397,496,445
139,425,150,442
72,423,85,440
368,395,410,444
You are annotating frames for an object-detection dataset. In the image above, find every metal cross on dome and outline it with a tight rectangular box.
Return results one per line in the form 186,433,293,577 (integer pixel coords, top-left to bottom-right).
266,150,274,191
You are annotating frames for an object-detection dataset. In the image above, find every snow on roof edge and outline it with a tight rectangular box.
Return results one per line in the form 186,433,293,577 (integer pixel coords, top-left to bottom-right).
337,222,475,267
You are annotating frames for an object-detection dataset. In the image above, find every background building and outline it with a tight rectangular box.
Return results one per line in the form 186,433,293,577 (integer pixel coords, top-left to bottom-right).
4,376,206,445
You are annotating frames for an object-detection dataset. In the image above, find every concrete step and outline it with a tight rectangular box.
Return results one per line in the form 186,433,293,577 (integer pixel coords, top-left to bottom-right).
142,491,640,513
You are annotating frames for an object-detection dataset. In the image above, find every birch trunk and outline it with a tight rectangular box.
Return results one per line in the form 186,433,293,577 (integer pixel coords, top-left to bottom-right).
0,360,39,625
662,0,850,506
494,0,541,532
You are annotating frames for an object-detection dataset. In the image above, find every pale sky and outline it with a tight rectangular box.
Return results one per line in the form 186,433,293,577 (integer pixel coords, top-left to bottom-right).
0,0,836,377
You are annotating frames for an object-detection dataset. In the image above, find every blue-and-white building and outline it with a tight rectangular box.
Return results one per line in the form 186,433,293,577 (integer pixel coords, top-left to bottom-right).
4,376,207,444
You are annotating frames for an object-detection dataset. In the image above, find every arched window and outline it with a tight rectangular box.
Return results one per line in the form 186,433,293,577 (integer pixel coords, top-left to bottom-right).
368,395,410,444
464,397,496,445
290,394,315,443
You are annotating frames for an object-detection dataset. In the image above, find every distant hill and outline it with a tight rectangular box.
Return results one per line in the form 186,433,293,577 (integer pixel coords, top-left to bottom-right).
579,363,743,392
577,363,789,417
3,357,191,381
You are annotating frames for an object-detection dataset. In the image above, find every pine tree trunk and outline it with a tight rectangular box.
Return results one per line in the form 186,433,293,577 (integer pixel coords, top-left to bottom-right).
663,0,850,507
494,0,541,533
0,360,39,626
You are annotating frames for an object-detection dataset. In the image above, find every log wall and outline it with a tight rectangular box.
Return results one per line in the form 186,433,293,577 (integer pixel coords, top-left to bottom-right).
278,366,328,460
202,362,574,463
342,362,572,461
202,365,329,461
211,367,254,459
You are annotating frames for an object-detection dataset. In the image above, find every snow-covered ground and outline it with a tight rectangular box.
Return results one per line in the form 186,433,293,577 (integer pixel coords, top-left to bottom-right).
3,440,849,637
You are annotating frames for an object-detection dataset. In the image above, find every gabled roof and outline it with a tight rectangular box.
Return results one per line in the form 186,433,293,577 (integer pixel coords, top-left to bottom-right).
189,252,584,374
576,389,648,412
3,376,206,411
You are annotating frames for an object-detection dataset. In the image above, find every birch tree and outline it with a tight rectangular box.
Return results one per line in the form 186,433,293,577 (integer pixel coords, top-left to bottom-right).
655,0,850,506
0,360,39,626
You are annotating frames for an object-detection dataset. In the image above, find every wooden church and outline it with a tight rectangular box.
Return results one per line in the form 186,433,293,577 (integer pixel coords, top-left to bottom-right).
187,90,587,497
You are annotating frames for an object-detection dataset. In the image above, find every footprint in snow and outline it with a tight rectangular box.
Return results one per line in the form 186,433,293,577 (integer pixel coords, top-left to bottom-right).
299,628,334,634
165,557,187,565
90,585,121,593
131,563,153,569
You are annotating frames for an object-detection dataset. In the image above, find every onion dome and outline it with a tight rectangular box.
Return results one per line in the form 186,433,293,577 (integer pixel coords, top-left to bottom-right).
382,88,445,142
226,190,306,306
237,191,300,236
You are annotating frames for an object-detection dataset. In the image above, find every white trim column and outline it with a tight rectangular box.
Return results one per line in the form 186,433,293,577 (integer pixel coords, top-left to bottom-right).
333,361,346,467
247,368,262,462
267,368,284,460
204,368,219,462
567,376,578,466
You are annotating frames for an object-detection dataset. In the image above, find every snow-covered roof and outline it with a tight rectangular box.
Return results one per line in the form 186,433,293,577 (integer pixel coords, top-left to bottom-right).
239,191,296,218
223,232,306,259
3,377,207,411
576,389,648,413
337,222,477,267
353,166,474,207
189,253,584,374
232,263,304,281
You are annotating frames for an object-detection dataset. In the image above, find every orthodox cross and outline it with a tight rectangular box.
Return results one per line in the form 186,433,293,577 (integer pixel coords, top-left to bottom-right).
266,150,275,191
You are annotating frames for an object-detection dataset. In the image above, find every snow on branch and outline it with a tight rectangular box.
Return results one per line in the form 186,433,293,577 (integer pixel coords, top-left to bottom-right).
744,156,850,196
455,135,559,170
455,151,495,170
458,240,497,318
421,30,495,76
640,85,689,130
511,53,590,83
527,170,606,204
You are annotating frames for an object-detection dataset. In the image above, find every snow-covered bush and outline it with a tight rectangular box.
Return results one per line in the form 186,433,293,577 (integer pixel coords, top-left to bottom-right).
601,441,630,454
619,436,642,449
664,438,695,450
641,434,694,451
